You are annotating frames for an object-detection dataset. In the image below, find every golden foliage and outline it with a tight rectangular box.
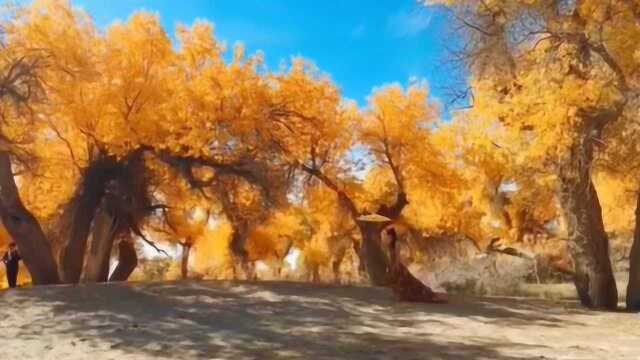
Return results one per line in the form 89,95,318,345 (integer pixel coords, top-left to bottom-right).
595,172,636,236
192,221,233,277
8,0,640,285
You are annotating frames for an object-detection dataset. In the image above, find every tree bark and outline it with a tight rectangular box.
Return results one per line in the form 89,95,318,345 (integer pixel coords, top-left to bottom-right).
82,202,118,282
356,192,409,286
181,240,192,280
58,157,117,283
357,222,390,286
559,145,618,309
0,152,59,284
59,154,122,283
626,190,640,311
57,195,101,283
109,240,138,282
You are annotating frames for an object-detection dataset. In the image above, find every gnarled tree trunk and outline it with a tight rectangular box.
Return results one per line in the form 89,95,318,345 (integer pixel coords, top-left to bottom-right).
559,136,617,310
57,196,100,283
0,152,59,285
58,156,118,283
626,190,640,311
356,192,409,286
109,240,138,282
82,202,118,282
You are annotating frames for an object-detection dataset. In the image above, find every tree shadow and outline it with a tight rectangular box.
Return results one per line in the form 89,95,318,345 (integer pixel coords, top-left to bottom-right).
0,280,596,359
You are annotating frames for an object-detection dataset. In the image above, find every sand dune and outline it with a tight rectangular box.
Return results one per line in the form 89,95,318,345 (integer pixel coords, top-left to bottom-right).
0,281,638,359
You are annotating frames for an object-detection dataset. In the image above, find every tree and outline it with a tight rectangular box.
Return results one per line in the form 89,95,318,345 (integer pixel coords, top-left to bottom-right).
429,0,639,309
436,114,561,246
244,207,307,278
297,185,360,282
146,174,212,280
191,221,235,279
0,13,61,284
267,62,459,285
599,115,640,310
0,0,289,284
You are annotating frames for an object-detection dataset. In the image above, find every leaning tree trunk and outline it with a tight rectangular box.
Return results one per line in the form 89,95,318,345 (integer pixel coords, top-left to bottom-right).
58,194,101,284
559,140,618,310
0,152,59,285
109,240,138,282
626,190,640,311
181,240,192,280
58,157,117,283
82,202,118,282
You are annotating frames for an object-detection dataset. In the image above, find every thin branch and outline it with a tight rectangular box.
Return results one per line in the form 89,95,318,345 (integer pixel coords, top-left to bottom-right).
45,119,81,172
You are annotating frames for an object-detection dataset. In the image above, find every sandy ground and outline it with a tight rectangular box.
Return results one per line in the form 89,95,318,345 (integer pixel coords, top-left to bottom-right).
0,281,638,360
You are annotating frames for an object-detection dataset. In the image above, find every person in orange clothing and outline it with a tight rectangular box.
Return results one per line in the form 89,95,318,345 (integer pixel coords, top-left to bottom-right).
385,227,447,303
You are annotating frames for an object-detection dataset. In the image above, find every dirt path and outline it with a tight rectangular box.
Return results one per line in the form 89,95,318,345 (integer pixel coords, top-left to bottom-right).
0,281,637,359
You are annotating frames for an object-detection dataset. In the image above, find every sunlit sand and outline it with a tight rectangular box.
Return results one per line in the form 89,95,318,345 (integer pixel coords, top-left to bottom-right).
1,281,638,359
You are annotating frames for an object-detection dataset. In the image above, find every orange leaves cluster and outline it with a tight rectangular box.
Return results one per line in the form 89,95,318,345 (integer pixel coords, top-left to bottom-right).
416,0,640,256
430,0,637,167
11,0,627,275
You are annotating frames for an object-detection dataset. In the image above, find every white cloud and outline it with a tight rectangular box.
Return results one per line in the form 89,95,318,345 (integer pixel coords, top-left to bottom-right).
387,8,433,38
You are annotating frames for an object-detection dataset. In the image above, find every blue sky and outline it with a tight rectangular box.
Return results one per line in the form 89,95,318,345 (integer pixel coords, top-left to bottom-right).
69,0,458,109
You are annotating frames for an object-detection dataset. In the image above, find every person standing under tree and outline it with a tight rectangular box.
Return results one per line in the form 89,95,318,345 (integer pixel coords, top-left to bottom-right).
2,243,21,288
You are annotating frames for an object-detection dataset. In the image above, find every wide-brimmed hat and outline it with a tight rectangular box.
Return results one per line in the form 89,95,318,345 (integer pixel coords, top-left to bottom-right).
356,213,392,223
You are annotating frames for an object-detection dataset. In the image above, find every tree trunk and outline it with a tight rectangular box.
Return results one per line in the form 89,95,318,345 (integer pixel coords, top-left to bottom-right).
0,152,59,285
559,156,618,309
626,190,640,311
229,219,257,280
332,256,343,283
82,202,118,282
181,241,192,280
310,265,320,283
58,196,100,284
355,192,408,286
109,240,137,282
357,223,390,286
58,157,117,283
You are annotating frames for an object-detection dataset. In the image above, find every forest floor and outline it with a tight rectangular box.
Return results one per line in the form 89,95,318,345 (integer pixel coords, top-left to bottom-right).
0,281,638,360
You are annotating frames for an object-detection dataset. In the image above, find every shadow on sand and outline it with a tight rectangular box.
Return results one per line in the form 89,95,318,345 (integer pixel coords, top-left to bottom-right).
0,280,593,359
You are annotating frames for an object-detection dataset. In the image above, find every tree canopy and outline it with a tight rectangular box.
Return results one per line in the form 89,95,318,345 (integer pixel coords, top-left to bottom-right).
2,0,640,311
